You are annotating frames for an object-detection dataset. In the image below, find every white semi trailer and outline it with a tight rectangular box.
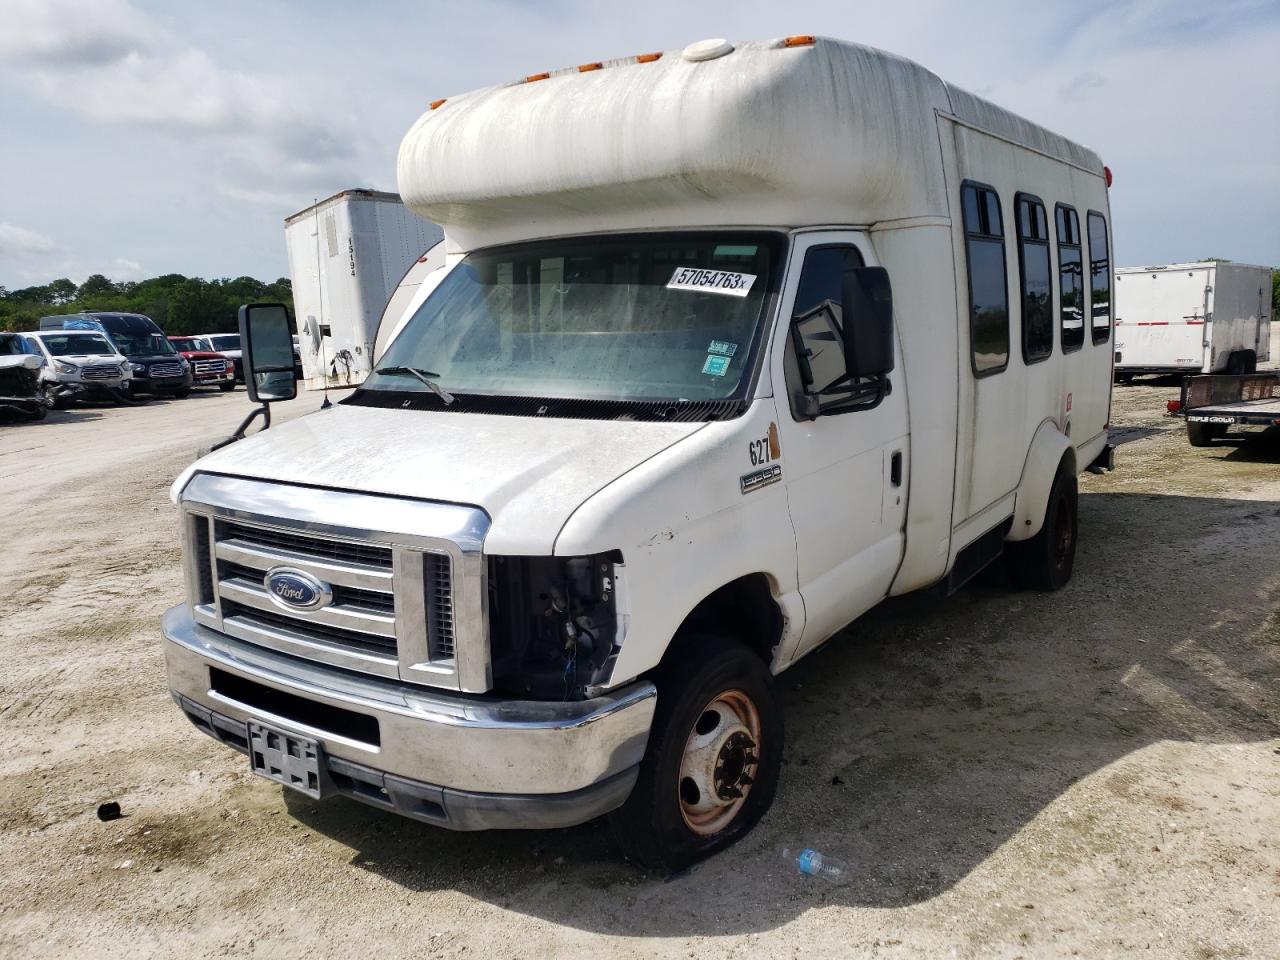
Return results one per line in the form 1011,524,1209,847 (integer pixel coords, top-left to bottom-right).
1113,261,1273,378
284,189,443,390
165,36,1115,870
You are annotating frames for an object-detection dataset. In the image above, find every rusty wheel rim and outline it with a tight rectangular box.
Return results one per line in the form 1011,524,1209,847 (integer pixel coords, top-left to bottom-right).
677,689,762,837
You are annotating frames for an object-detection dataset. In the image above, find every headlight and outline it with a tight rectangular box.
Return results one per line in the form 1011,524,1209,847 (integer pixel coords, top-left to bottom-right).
119,363,131,374
131,363,147,374
179,358,190,369
487,552,621,700
57,362,77,374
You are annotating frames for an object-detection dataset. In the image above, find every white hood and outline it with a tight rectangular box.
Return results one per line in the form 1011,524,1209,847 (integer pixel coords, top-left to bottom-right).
177,402,704,554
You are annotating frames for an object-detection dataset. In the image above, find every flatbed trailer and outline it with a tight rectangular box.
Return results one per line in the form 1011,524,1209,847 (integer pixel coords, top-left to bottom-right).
1180,373,1280,446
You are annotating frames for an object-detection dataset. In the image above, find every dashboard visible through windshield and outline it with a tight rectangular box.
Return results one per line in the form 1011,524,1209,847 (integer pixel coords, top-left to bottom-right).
358,232,784,410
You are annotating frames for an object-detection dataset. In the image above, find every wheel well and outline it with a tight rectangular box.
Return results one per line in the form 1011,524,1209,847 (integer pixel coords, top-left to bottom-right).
667,574,783,667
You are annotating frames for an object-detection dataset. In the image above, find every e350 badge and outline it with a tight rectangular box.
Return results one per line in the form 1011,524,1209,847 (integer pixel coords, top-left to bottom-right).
740,464,782,495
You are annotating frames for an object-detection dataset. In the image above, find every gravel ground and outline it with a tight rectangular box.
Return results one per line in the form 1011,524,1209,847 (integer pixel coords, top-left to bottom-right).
1,352,1277,959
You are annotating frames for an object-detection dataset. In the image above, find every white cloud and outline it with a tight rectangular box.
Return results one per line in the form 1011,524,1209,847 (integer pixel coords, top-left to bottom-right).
0,222,58,257
0,0,369,199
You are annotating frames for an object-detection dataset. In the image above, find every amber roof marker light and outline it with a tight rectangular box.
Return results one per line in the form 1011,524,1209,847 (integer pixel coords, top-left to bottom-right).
429,98,447,110
525,72,551,83
578,62,603,73
636,52,663,63
782,35,817,47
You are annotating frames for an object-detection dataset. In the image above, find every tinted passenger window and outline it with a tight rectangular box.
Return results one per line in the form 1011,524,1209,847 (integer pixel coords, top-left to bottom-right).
1088,212,1111,343
1056,206,1084,352
791,246,865,396
961,183,1009,375
1016,194,1052,362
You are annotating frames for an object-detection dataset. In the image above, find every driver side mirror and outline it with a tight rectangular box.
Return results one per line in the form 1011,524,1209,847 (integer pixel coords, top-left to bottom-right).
840,267,894,379
239,303,298,404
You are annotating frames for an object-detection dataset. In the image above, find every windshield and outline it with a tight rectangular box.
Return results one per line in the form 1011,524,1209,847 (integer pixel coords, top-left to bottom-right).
209,335,240,351
362,232,783,404
111,331,175,355
172,337,213,352
41,333,116,356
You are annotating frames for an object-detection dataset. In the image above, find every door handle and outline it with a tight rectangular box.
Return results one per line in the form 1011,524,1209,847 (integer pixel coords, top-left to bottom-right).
890,450,903,487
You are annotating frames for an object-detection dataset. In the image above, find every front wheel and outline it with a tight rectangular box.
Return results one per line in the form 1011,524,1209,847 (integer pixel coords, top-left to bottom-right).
609,634,782,872
1008,465,1078,591
219,382,236,392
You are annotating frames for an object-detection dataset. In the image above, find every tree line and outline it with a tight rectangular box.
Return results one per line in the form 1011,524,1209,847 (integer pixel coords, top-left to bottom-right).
0,274,293,335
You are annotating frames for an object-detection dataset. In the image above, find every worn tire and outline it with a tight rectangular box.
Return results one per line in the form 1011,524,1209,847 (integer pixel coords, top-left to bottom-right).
609,634,782,873
1008,465,1078,591
1187,421,1226,447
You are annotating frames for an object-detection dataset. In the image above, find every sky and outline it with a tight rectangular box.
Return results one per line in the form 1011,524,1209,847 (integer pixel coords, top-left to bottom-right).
0,0,1276,288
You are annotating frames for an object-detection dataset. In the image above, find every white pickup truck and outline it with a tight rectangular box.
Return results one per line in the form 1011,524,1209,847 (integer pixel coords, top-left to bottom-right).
163,36,1115,870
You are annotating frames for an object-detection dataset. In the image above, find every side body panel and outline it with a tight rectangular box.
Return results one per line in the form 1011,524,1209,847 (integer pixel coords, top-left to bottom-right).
942,116,1111,551
554,402,805,687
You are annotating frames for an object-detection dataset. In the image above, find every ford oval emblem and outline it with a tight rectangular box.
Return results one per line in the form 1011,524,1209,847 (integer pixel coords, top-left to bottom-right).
264,567,332,612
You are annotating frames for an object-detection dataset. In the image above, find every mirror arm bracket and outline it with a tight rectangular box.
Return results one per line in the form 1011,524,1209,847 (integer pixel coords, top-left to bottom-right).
208,402,271,452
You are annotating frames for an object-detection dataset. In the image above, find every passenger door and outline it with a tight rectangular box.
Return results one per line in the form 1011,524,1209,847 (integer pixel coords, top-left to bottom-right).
771,233,909,660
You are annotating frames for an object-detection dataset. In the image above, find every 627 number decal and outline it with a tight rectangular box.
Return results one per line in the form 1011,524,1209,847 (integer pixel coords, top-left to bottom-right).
749,436,772,466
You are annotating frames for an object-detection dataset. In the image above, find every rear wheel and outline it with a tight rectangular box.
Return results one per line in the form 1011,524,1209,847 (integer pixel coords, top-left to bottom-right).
1187,421,1226,447
609,634,782,873
1008,465,1078,591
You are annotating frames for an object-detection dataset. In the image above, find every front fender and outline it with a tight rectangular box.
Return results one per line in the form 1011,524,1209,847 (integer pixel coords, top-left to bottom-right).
1008,420,1074,542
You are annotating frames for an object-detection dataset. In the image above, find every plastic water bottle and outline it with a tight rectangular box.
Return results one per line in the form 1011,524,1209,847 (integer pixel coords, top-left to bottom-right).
783,847,851,884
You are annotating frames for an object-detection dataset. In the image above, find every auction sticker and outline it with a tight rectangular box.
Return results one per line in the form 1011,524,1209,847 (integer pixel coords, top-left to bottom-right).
667,267,756,298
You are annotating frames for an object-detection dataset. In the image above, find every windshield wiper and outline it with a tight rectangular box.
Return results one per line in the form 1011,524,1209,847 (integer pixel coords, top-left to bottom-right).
375,366,455,405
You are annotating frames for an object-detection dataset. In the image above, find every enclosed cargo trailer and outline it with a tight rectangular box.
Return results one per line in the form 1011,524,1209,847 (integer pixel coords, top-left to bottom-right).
1113,261,1272,378
285,189,443,390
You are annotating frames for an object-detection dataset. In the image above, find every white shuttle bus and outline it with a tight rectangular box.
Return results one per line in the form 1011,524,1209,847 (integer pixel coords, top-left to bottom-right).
163,36,1114,870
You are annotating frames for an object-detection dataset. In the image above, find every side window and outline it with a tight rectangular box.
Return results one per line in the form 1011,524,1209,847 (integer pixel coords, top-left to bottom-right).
791,245,864,393
1016,194,1053,363
1056,205,1084,353
1087,211,1111,343
961,183,1009,375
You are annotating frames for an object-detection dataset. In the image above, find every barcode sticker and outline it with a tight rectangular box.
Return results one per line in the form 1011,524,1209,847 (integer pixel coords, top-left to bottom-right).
667,267,756,298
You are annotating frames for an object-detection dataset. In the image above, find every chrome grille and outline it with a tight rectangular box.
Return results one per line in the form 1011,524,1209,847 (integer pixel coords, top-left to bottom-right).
150,361,184,378
427,553,455,659
223,521,393,568
82,364,121,380
180,474,489,692
194,359,227,375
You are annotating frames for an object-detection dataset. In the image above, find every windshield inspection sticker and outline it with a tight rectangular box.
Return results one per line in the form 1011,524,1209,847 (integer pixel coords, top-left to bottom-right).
707,340,738,357
702,355,731,377
667,267,756,298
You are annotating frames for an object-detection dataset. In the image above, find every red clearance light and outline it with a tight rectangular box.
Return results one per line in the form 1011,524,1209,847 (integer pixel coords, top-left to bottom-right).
525,72,550,83
1104,165,1113,188
578,62,603,72
636,52,662,63
783,35,817,47
1167,399,1182,414
429,98,447,110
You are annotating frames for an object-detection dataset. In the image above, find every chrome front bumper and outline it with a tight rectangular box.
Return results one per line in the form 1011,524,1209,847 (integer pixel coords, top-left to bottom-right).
163,605,656,829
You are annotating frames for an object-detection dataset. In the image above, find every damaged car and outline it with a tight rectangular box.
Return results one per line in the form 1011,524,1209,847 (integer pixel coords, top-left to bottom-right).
0,333,51,421
22,331,133,408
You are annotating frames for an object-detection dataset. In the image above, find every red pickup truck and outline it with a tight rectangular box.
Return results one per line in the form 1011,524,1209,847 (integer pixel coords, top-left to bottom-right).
167,337,236,391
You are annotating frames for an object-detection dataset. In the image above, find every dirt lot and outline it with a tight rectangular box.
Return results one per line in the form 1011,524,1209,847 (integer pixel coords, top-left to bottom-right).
1,364,1277,959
